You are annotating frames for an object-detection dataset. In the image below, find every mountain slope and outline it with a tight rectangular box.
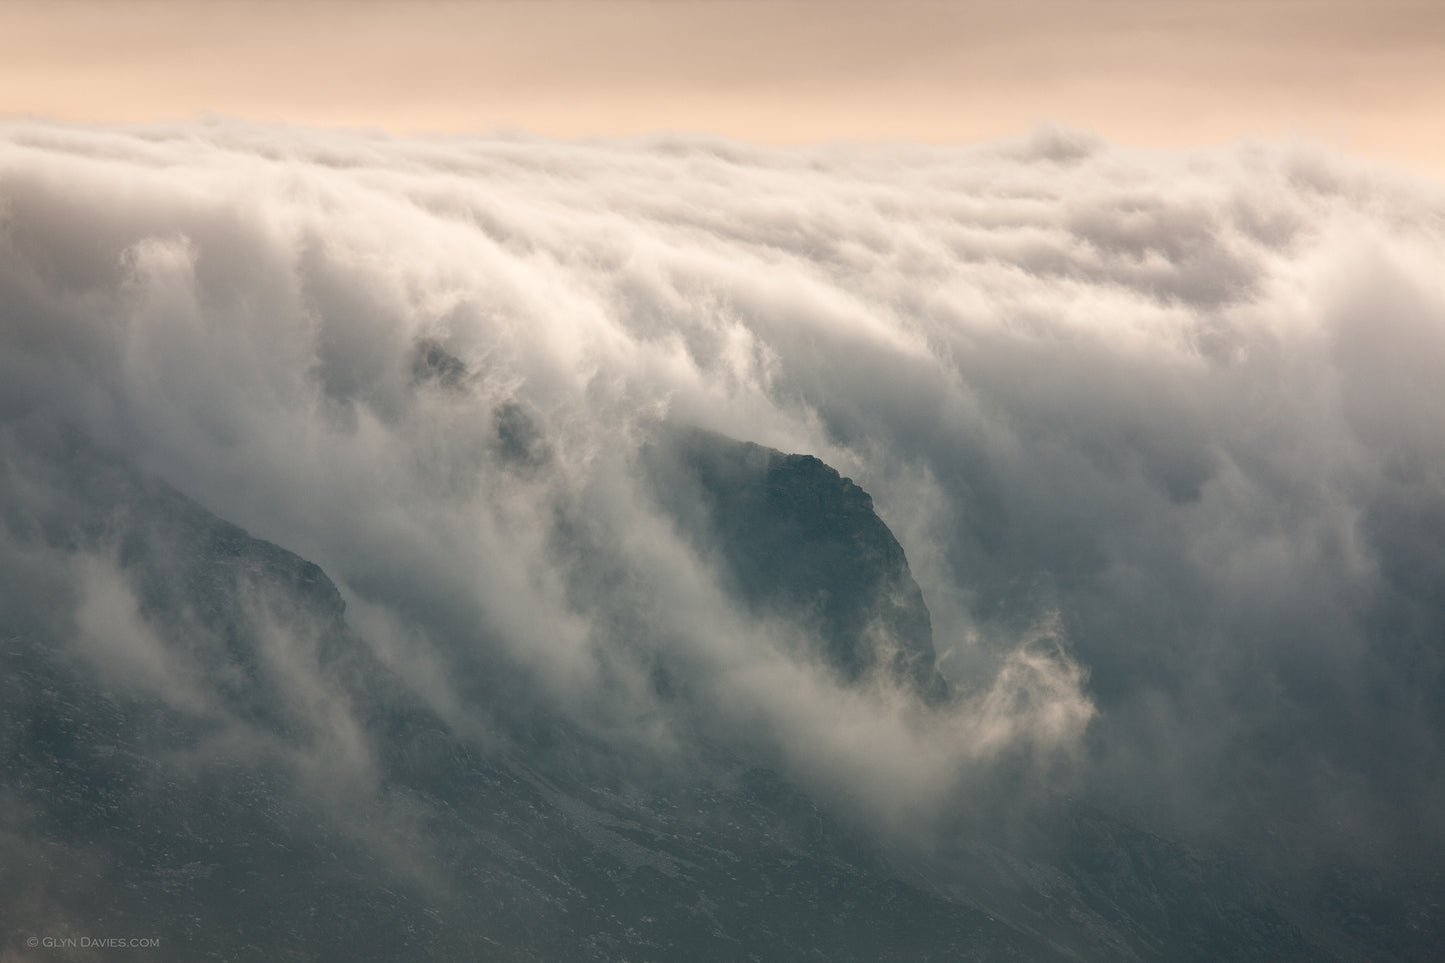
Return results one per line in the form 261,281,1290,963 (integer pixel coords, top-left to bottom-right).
1,421,1438,961
0,423,1065,961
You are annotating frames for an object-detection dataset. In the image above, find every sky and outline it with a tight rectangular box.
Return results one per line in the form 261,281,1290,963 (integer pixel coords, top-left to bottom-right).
4,0,1445,178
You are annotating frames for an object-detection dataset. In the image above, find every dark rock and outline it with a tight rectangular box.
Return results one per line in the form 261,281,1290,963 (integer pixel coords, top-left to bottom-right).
411,337,468,390
644,427,949,703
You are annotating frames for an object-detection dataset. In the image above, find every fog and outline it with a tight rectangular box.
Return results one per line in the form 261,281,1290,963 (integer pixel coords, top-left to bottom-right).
2,119,1443,869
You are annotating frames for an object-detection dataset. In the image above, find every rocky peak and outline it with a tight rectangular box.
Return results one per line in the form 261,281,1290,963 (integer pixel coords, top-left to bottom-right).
646,427,949,704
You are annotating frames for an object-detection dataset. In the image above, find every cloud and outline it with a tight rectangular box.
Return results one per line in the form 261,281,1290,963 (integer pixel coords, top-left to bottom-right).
2,119,1443,867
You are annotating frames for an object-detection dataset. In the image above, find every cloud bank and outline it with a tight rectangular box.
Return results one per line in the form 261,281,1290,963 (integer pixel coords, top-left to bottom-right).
2,120,1443,865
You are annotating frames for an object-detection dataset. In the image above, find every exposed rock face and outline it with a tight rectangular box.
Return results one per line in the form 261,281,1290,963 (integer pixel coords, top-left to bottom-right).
645,428,949,703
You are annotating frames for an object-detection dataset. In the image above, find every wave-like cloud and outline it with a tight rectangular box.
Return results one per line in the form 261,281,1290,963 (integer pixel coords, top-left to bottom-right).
2,120,1443,861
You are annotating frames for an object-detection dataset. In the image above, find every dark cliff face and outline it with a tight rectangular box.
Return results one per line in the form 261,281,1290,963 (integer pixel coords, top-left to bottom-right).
644,428,949,704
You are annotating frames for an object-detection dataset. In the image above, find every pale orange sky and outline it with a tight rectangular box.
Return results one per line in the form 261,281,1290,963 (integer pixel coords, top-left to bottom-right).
3,0,1444,177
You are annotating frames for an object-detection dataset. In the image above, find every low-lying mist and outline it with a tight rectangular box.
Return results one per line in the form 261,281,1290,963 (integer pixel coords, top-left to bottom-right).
2,119,1443,875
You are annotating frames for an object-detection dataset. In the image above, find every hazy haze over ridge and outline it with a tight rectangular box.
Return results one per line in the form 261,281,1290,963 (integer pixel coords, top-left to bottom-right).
3,120,1444,873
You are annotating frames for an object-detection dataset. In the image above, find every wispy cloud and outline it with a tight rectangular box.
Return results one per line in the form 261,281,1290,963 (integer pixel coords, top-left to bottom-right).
2,120,1443,863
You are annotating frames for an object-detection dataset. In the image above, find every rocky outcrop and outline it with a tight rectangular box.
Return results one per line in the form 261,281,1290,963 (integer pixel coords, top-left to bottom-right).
645,427,949,703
